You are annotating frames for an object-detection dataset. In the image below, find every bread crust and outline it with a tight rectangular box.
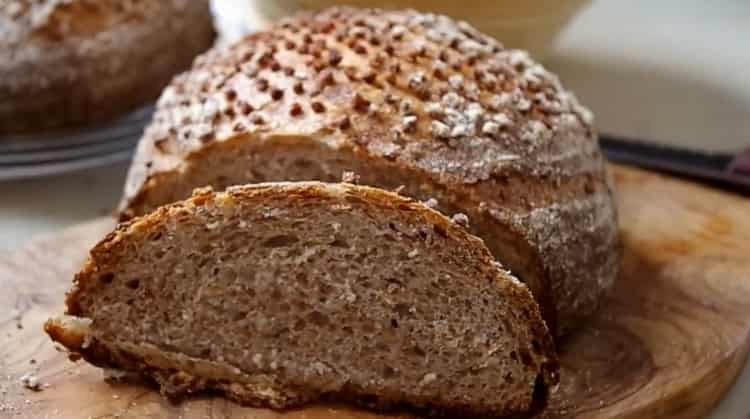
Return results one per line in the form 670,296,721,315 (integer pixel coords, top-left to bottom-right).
118,7,619,335
47,181,559,418
0,0,216,133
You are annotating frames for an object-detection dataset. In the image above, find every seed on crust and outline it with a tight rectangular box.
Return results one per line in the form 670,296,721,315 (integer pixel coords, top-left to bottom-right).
290,102,303,117
352,93,370,113
311,101,326,113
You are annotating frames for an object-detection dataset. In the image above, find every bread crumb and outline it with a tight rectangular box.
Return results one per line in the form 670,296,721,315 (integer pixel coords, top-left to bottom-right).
401,115,418,132
423,198,438,209
451,213,470,228
103,368,134,382
20,373,41,391
341,171,360,184
481,121,500,136
492,113,513,127
10,308,21,325
517,97,532,112
312,362,330,375
441,92,464,108
399,99,413,115
341,290,357,303
448,74,463,89
390,24,406,38
419,373,437,386
450,123,471,138
407,249,419,258
430,120,450,138
191,186,214,196
425,102,442,118
408,72,425,89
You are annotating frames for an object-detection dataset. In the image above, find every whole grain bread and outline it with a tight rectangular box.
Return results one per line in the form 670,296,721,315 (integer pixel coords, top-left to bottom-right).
46,181,558,418
0,0,215,133
118,7,619,336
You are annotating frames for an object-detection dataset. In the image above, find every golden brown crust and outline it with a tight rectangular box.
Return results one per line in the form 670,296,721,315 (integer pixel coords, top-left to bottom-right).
0,0,216,133
119,7,619,335
49,181,559,418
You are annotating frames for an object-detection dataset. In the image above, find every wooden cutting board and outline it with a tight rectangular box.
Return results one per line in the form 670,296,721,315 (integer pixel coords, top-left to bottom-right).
1,164,750,419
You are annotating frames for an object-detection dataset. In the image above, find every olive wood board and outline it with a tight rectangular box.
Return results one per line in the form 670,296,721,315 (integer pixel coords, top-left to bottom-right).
1,164,749,419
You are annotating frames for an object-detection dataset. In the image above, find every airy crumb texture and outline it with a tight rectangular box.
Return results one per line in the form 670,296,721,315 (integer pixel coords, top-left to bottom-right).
119,6,620,336
47,182,558,418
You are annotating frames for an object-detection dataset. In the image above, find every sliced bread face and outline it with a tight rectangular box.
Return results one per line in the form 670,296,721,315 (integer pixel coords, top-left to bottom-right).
47,182,558,418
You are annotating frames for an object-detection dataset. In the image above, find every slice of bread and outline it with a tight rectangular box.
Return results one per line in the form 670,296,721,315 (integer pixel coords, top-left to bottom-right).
46,182,558,418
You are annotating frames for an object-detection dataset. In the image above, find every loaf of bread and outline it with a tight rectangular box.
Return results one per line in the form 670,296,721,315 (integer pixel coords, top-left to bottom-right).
119,7,619,335
46,181,558,417
0,0,215,133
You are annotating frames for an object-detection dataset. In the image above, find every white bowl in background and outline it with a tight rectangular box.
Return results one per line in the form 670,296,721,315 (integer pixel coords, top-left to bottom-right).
253,0,592,58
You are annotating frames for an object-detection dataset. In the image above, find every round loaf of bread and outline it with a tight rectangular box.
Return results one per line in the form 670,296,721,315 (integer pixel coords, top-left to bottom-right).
120,7,620,335
0,0,216,133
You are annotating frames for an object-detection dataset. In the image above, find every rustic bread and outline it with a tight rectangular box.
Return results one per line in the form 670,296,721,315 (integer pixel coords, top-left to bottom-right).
0,0,215,133
46,181,559,418
119,7,620,335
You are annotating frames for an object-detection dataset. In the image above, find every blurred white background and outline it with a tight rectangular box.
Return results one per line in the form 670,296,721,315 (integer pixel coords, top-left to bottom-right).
550,0,750,152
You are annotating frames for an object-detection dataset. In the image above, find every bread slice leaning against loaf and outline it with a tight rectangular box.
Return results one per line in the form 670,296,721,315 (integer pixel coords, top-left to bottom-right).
46,181,558,418
119,7,620,336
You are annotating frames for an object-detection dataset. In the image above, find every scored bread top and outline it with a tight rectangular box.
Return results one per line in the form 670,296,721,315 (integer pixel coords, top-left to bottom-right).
124,6,598,204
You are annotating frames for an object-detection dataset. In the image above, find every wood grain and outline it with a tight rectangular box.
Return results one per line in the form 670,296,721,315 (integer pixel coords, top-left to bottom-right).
1,164,750,419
